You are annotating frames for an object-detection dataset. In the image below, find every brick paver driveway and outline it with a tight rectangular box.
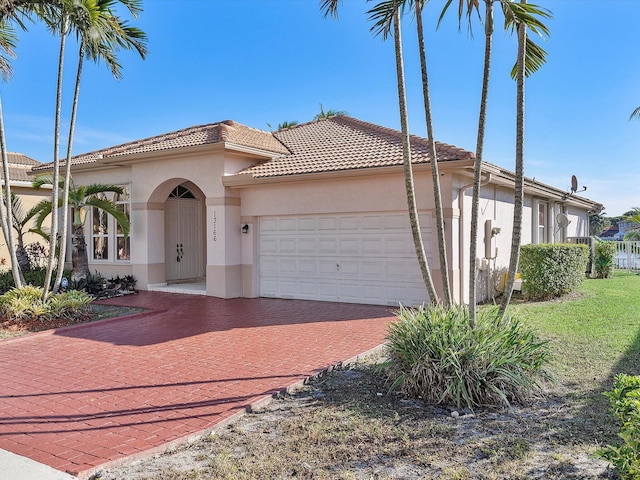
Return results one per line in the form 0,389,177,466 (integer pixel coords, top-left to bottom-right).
0,292,395,478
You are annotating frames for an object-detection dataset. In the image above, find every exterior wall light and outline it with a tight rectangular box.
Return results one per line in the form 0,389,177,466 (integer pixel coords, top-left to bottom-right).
241,224,249,234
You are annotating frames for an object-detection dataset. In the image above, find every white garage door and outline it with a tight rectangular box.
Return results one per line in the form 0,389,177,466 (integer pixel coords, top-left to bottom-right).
259,213,431,306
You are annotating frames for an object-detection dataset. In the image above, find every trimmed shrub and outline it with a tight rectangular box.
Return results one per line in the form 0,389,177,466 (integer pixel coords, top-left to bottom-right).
381,304,550,410
597,374,640,479
594,241,616,279
0,286,93,322
520,244,589,300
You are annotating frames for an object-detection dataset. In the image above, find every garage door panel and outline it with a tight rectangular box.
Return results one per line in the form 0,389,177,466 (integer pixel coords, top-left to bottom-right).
318,239,338,253
298,259,317,274
318,217,338,230
298,218,316,230
278,218,297,231
319,260,338,275
298,238,316,253
259,213,429,306
260,238,279,254
340,238,360,254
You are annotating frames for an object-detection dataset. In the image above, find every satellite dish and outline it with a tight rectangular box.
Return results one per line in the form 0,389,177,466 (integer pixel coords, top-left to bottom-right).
571,175,578,193
556,212,570,228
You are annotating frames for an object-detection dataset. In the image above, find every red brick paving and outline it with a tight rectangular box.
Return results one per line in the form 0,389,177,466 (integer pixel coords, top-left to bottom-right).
0,292,394,478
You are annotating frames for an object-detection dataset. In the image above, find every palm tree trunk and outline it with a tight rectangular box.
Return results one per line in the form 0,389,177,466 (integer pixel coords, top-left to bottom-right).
393,8,439,304
0,96,23,287
43,17,67,299
415,0,451,306
499,0,527,318
54,42,83,293
469,0,494,326
71,223,90,282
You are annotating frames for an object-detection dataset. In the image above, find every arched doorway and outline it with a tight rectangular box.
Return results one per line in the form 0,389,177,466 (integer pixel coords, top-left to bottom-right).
165,185,203,282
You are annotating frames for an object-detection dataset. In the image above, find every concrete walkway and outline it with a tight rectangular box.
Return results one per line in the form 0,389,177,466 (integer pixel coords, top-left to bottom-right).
0,292,394,479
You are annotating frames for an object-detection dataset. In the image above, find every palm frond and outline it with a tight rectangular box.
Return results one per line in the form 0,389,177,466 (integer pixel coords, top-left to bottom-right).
320,0,341,19
85,196,130,237
630,106,640,121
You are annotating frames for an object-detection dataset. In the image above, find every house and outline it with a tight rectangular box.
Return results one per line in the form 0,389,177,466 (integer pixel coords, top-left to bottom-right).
32,116,602,305
0,152,50,268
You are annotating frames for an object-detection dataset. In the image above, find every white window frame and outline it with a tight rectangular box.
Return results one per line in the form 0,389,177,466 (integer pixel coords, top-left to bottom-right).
89,184,132,263
534,199,548,244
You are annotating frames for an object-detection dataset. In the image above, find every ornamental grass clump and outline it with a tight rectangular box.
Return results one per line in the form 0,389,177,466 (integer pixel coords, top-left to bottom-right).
0,286,93,322
382,304,550,410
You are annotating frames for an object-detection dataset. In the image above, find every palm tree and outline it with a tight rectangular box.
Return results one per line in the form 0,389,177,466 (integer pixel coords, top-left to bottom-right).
499,0,528,318
0,14,26,287
322,0,439,303
314,103,346,120
9,192,42,272
622,208,640,240
52,0,146,293
32,175,130,282
414,0,452,306
440,0,550,323
630,107,640,121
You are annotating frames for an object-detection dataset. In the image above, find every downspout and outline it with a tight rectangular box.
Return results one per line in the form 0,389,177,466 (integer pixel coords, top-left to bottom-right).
458,172,492,304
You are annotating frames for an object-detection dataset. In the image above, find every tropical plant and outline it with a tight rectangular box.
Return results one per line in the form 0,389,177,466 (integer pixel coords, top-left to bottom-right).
382,304,550,409
0,284,92,322
500,0,551,318
313,103,346,120
0,11,23,288
322,0,440,303
593,239,616,279
622,207,640,240
440,0,550,322
630,106,640,121
597,374,640,479
367,0,452,305
267,120,298,131
36,0,146,297
32,175,130,283
9,192,42,272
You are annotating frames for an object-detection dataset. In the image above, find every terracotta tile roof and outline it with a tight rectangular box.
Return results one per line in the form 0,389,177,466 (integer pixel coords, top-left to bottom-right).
32,120,289,171
32,116,474,178
3,152,41,182
237,115,474,178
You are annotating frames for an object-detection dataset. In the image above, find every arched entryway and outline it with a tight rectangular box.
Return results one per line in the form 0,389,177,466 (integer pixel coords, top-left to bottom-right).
165,185,204,282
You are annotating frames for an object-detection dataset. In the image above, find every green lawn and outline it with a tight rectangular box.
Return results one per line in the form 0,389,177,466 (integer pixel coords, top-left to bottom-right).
509,271,640,444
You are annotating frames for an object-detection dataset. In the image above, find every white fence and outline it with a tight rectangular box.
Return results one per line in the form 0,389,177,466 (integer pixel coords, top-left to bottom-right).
614,241,640,272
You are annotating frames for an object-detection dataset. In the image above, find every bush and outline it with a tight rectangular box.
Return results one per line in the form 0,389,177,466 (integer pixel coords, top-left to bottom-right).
381,304,550,410
597,374,640,479
0,286,93,322
519,244,589,300
594,241,617,279
0,268,72,294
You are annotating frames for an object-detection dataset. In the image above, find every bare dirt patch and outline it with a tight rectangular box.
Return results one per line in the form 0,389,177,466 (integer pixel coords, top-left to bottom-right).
98,359,616,480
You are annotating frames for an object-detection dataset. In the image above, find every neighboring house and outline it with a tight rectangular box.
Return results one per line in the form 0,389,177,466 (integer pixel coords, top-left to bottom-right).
32,116,602,305
614,219,639,241
0,153,50,267
600,225,619,240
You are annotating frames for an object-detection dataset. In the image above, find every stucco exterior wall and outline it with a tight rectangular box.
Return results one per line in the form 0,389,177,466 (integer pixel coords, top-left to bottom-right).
0,186,51,269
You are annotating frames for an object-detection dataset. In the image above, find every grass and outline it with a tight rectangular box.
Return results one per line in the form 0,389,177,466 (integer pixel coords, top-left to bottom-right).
100,271,640,480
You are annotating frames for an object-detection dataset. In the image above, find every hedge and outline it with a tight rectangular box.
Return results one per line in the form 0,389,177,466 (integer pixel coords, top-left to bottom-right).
519,243,589,300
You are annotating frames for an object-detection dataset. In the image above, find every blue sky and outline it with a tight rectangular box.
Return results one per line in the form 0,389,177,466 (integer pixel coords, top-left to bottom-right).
2,0,638,216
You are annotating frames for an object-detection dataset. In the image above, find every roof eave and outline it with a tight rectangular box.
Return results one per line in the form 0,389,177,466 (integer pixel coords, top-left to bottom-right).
223,159,476,188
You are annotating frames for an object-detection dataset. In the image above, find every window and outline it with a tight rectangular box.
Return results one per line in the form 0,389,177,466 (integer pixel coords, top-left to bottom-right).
535,200,548,244
90,185,131,262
